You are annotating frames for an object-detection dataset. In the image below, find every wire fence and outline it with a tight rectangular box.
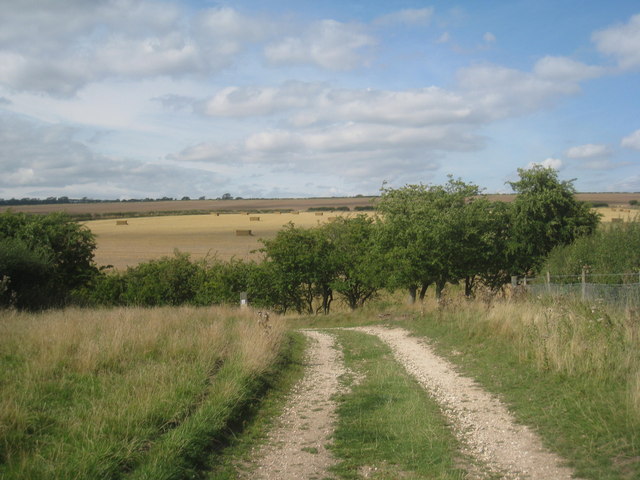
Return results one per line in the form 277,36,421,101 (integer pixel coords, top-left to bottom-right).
516,272,640,308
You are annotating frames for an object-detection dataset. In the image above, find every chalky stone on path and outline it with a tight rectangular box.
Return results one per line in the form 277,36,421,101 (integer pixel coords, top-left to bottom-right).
241,330,347,480
354,326,578,480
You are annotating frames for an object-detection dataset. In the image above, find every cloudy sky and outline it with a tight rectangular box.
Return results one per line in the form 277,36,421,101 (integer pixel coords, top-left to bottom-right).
1,0,639,200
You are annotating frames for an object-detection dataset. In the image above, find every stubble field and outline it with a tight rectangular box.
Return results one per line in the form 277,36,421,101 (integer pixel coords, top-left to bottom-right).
86,211,360,270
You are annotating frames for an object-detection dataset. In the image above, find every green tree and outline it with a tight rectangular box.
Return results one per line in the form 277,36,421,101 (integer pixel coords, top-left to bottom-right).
322,215,384,309
260,223,336,314
507,166,599,274
376,178,482,301
0,211,98,308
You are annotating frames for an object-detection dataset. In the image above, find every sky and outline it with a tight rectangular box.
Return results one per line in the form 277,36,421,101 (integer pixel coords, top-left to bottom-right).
1,0,639,200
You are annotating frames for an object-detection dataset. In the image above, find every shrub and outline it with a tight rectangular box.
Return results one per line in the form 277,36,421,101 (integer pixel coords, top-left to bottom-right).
0,212,98,309
121,252,203,306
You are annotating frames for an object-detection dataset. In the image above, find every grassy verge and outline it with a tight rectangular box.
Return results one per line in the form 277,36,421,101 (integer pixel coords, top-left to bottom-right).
0,306,289,479
398,296,640,480
330,329,467,479
203,331,307,479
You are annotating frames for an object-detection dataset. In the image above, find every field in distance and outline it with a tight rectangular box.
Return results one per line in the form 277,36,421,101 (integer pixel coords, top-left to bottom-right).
86,211,358,270
3,193,639,216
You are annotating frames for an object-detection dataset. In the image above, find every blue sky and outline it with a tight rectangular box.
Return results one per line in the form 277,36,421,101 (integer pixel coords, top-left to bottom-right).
1,0,639,199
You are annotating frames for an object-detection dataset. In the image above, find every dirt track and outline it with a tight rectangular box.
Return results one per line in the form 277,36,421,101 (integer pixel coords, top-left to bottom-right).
242,330,348,479
245,326,578,479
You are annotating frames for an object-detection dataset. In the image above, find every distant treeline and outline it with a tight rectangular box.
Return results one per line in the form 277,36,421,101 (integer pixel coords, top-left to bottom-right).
0,196,208,206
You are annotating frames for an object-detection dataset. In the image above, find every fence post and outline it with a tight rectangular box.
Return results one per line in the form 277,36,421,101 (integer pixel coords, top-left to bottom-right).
546,271,551,294
581,267,587,301
240,291,248,309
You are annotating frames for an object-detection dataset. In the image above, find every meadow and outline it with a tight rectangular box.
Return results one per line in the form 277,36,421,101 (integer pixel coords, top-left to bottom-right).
0,306,288,479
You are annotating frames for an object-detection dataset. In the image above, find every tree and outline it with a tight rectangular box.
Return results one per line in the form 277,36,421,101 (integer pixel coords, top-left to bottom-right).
507,166,599,274
321,215,384,309
0,211,98,308
259,223,335,314
376,178,482,301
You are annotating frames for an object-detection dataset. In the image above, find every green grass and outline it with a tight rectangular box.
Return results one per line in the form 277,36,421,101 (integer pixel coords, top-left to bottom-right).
204,332,307,479
398,299,640,480
0,307,291,480
330,329,467,479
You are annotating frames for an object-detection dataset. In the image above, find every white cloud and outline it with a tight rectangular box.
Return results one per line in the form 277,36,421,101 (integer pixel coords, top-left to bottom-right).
483,32,496,44
457,64,580,119
0,3,274,95
201,82,322,117
437,32,451,44
264,20,376,70
593,13,640,70
621,129,640,150
200,83,471,126
373,8,434,27
528,158,563,170
533,56,604,83
565,143,610,158
0,113,225,198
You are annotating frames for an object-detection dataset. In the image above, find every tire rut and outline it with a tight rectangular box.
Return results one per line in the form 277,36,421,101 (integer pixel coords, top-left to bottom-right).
353,326,578,480
241,330,347,480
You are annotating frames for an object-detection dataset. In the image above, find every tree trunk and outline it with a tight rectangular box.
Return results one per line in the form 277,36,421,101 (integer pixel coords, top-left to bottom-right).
419,282,431,302
435,279,446,300
407,285,417,304
464,276,474,298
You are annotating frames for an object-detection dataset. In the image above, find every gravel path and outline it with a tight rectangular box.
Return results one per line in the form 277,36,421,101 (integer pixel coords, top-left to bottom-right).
353,326,578,480
242,330,347,480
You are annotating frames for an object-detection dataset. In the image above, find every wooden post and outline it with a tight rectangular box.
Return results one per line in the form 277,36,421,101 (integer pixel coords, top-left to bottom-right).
240,292,248,309
581,266,587,301
546,271,551,294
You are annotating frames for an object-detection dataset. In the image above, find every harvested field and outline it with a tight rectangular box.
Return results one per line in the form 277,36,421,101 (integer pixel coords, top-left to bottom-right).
2,197,377,216
3,193,638,217
85,212,363,270
595,206,639,223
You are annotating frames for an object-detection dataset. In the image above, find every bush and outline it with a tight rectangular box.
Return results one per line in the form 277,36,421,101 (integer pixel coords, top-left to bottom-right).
0,212,98,309
0,238,53,309
194,258,254,306
120,252,203,306
542,221,640,280
631,200,638,206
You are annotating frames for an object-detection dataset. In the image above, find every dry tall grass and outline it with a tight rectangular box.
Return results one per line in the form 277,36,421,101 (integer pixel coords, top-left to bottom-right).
422,293,640,415
0,306,285,479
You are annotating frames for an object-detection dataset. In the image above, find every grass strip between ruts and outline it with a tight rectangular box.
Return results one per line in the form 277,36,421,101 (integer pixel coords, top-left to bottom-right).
330,329,468,479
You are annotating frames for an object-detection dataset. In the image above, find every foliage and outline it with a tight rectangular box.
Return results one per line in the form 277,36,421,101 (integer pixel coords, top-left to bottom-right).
542,221,640,279
322,215,385,309
259,224,335,314
507,165,599,273
376,178,510,299
0,211,98,309
0,238,53,309
194,257,254,306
